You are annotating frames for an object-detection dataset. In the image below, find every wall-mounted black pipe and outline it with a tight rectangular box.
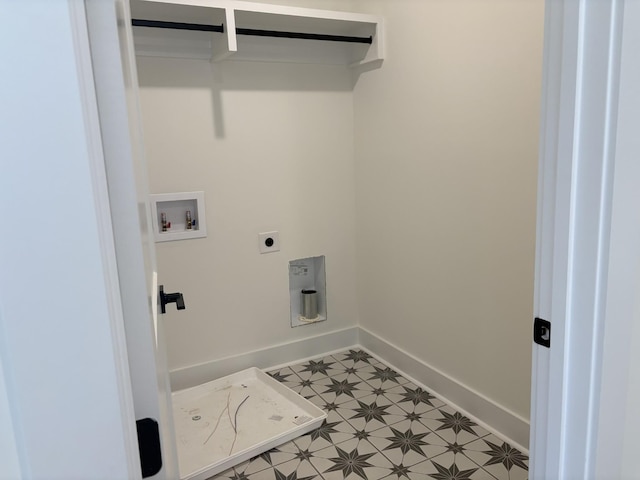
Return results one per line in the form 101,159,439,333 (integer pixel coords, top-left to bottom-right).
132,19,372,44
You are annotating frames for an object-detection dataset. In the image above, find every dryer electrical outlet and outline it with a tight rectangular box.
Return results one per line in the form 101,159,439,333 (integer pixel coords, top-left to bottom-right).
258,231,280,254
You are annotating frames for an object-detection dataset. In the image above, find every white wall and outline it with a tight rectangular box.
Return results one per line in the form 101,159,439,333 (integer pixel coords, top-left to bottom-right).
0,1,137,477
136,0,543,424
137,57,359,370
0,346,21,479
595,0,640,476
353,0,543,420
616,9,640,477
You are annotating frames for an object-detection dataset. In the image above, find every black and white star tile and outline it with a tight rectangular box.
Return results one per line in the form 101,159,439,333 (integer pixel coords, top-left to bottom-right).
213,349,528,480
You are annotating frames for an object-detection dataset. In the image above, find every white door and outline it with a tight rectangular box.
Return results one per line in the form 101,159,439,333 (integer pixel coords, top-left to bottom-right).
85,1,179,478
529,0,626,478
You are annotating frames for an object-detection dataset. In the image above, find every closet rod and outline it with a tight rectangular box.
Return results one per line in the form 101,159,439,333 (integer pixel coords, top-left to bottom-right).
236,28,372,44
132,19,224,32
132,19,373,44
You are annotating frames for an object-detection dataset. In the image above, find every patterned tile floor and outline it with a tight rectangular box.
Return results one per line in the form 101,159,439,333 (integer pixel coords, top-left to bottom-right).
211,349,528,480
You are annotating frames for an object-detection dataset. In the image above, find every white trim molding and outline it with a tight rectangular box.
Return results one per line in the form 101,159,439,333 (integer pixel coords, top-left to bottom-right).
170,327,359,391
0,315,22,479
358,328,530,452
530,0,624,478
594,0,640,476
170,326,529,451
69,1,142,477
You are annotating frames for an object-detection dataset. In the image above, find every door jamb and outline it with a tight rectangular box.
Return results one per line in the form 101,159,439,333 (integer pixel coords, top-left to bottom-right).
530,0,624,477
69,1,142,477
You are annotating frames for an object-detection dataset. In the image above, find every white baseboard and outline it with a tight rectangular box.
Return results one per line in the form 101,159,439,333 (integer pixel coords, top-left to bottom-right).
169,326,359,391
357,327,530,452
169,325,529,451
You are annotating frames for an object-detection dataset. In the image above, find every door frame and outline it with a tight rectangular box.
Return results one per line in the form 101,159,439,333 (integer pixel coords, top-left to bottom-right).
593,1,640,476
69,0,144,477
73,0,635,478
83,0,179,478
0,0,141,478
529,0,625,478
